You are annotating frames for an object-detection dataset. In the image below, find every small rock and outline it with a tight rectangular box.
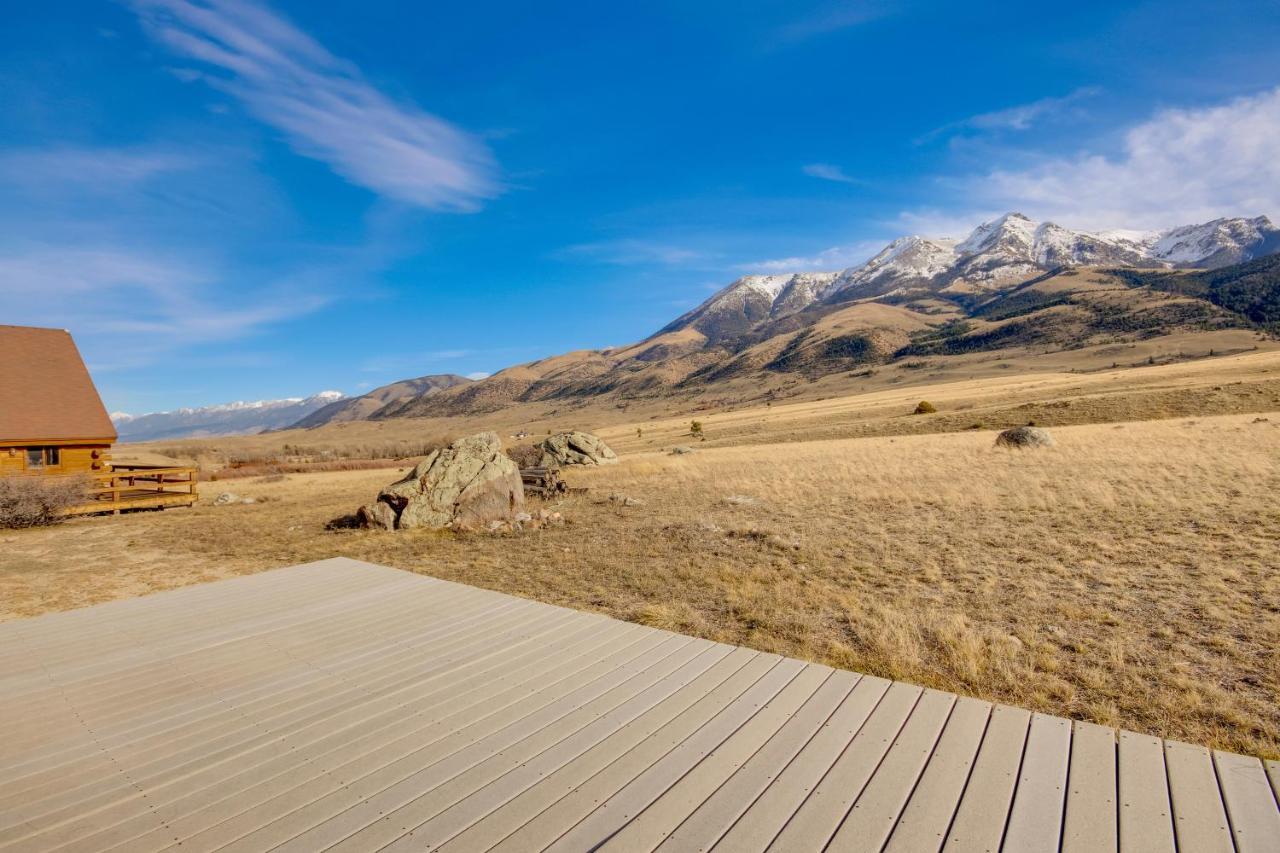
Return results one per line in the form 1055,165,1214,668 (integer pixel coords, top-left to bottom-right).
994,426,1055,449
213,492,239,506
670,446,695,455
514,512,532,523
608,493,644,507
1253,417,1270,423
723,495,758,506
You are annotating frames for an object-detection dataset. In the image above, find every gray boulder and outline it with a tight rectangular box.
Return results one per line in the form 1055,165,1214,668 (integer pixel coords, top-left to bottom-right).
359,431,524,530
995,426,1055,449
537,431,619,467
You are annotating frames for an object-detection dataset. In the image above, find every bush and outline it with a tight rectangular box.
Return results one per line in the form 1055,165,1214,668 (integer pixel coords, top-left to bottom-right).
505,444,543,469
0,476,88,528
914,401,937,415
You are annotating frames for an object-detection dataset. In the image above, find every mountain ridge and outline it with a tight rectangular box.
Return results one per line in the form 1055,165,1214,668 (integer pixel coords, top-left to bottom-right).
114,392,346,442
176,212,1276,433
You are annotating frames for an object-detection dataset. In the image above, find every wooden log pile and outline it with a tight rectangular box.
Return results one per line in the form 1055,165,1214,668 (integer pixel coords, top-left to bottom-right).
520,466,569,499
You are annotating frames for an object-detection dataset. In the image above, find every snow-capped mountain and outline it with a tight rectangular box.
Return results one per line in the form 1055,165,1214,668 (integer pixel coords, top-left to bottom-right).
112,391,346,442
671,213,1278,330
656,272,839,342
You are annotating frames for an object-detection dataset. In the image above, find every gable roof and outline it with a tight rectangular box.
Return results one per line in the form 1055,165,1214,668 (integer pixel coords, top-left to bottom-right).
0,325,116,443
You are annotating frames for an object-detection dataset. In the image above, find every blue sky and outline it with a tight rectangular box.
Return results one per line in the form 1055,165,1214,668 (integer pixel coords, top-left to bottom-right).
3,0,1279,413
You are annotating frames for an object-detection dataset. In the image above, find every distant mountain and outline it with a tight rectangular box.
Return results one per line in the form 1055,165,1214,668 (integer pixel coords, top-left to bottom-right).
289,374,474,428
112,392,346,442
139,213,1278,431
350,212,1278,421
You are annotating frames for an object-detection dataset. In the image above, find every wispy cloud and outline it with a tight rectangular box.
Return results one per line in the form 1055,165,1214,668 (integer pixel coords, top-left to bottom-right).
776,1,892,44
558,239,714,266
0,145,197,190
127,0,501,211
971,86,1280,229
802,163,860,184
740,239,885,273
921,87,1100,143
0,245,331,369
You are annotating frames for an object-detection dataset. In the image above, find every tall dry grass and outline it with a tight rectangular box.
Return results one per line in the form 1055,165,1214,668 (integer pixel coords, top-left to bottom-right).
2,413,1277,756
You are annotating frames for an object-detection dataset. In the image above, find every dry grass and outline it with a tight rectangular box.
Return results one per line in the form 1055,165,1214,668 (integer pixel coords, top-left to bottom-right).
3,411,1277,757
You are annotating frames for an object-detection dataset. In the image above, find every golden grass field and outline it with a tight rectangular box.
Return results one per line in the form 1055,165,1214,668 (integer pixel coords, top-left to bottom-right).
3,363,1278,757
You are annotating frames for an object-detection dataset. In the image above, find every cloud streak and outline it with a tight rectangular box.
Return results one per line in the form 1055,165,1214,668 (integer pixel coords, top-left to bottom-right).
740,240,884,273
127,0,501,210
973,86,1280,229
558,239,713,267
920,87,1099,142
802,163,860,184
0,245,331,369
776,1,892,44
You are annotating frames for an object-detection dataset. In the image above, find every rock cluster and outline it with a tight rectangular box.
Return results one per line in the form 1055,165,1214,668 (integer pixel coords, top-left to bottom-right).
537,431,618,467
357,431,524,530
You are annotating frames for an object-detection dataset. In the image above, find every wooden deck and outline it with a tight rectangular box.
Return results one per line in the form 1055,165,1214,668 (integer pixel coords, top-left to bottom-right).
1,558,1276,852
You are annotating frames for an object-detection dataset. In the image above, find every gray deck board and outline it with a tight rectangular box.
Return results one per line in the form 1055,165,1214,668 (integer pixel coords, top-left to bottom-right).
0,557,1274,852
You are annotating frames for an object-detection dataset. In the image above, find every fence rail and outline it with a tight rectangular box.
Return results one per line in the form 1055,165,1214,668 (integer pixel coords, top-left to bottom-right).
66,465,200,516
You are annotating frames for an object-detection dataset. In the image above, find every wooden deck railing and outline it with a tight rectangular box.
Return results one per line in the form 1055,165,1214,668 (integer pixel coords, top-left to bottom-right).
67,465,200,516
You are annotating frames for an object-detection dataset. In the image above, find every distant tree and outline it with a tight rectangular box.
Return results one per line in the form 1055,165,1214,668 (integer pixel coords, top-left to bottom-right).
913,401,937,415
636,427,643,439
690,420,704,439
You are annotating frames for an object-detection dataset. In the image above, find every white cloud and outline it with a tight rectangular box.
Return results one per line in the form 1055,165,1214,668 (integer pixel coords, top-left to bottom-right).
559,239,712,266
0,245,330,368
740,239,884,273
127,0,500,211
776,1,891,44
922,88,1100,142
802,163,860,184
972,86,1280,229
0,145,197,190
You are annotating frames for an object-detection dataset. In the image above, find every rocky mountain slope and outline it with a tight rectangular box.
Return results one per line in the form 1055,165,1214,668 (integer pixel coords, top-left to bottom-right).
290,374,473,428
113,392,345,442
293,213,1279,425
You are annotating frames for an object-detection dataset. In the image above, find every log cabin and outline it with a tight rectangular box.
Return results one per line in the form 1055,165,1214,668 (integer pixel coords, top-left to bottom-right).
0,325,116,477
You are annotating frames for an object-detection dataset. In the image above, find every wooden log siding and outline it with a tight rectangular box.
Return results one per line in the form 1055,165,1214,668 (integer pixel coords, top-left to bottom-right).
1,558,1276,852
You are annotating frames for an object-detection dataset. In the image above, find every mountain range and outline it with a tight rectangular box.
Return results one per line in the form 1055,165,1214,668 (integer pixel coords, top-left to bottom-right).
292,212,1278,427
115,212,1280,441
112,392,347,442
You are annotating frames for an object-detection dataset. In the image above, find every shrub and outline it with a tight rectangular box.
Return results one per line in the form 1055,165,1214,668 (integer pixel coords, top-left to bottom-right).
914,401,937,415
690,420,705,438
0,476,88,528
505,444,542,469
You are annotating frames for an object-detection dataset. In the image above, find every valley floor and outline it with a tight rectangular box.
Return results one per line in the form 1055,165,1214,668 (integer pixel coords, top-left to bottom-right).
3,408,1278,758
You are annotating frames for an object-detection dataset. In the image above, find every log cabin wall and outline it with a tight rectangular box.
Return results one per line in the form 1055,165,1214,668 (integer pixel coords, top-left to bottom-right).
0,442,112,476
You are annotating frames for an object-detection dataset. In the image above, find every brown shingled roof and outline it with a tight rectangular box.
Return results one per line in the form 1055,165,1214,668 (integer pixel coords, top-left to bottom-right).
0,325,117,443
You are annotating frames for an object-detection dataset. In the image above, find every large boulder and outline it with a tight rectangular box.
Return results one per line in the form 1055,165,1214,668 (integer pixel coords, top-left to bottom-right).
358,432,524,530
537,431,618,467
995,426,1055,449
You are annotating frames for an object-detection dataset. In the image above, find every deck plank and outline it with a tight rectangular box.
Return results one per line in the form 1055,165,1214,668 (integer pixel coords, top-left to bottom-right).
1061,721,1118,853
825,688,956,851
0,558,1274,853
1164,740,1233,853
882,696,992,853
1214,750,1280,853
1118,731,1176,853
942,703,1031,853
1001,713,1072,853
766,680,924,850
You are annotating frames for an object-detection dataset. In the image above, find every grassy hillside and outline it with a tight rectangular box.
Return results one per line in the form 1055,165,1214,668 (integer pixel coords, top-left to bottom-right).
1111,253,1280,331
